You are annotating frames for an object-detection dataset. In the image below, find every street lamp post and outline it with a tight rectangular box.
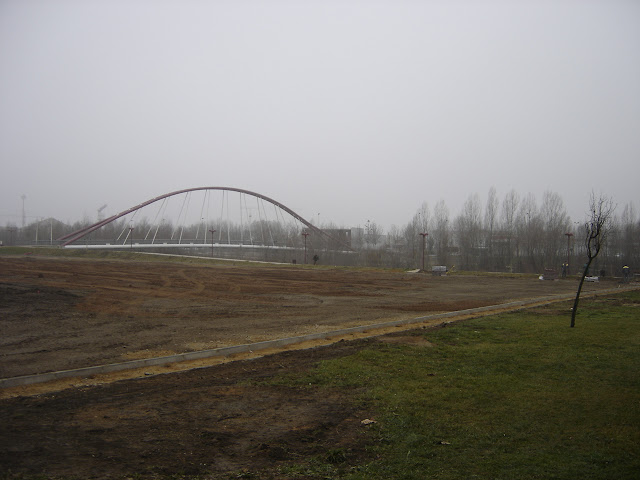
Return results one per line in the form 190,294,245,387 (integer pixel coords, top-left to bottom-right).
209,229,216,257
419,232,429,271
302,231,310,264
565,232,573,275
365,220,370,247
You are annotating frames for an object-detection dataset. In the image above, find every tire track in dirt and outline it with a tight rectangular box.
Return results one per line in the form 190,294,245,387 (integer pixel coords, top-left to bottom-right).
70,267,207,315
175,268,206,296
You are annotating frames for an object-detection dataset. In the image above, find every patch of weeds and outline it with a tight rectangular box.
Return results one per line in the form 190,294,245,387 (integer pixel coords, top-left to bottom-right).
276,458,339,478
326,448,348,464
231,469,259,479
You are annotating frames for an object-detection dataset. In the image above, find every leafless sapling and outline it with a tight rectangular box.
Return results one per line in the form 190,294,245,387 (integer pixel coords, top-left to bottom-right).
571,192,615,327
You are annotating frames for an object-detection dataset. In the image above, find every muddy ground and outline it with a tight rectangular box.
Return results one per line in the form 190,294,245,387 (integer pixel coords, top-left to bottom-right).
0,253,614,478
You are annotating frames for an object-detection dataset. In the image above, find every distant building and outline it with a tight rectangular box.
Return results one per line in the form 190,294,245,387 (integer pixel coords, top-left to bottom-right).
324,229,352,249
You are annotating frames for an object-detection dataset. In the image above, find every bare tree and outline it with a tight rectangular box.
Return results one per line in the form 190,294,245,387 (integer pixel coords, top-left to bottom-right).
484,186,499,269
387,224,404,267
501,189,520,271
365,220,383,247
433,199,450,266
516,193,543,272
417,201,430,234
401,203,431,268
455,193,482,270
619,203,639,271
540,190,569,268
571,192,615,327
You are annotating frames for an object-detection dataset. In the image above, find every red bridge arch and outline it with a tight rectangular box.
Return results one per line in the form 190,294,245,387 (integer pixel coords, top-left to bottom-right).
59,187,349,250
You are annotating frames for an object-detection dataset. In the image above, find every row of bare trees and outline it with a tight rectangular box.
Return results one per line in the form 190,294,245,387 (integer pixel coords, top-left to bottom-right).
2,189,637,275
357,188,638,275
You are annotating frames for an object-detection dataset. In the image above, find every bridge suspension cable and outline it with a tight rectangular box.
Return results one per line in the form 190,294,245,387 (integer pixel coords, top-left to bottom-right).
59,187,352,253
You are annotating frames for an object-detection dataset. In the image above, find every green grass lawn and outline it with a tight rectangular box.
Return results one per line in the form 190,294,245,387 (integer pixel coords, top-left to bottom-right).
275,291,640,479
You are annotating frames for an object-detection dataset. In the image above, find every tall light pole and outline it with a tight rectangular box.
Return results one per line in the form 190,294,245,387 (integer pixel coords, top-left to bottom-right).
565,232,573,275
419,232,428,271
302,231,310,264
209,228,216,257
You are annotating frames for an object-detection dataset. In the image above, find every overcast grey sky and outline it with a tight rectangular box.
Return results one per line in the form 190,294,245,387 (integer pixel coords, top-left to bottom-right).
1,0,638,229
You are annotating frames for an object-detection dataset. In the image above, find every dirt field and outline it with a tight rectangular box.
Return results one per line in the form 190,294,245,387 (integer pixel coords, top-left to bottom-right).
0,253,616,478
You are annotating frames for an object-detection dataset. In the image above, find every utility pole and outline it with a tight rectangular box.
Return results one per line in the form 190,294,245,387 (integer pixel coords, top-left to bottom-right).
565,232,573,275
302,231,310,264
209,229,216,257
419,232,428,271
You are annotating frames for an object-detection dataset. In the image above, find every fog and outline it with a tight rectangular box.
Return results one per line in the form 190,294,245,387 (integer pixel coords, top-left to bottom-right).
1,0,639,230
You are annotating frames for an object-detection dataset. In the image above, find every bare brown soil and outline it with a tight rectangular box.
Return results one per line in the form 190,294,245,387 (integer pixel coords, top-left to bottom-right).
0,253,613,478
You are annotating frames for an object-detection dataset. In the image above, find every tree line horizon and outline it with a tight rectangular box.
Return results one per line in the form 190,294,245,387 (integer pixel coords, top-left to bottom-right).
1,187,638,276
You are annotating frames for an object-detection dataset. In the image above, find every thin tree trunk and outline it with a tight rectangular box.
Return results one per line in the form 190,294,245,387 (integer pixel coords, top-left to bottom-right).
571,258,593,327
